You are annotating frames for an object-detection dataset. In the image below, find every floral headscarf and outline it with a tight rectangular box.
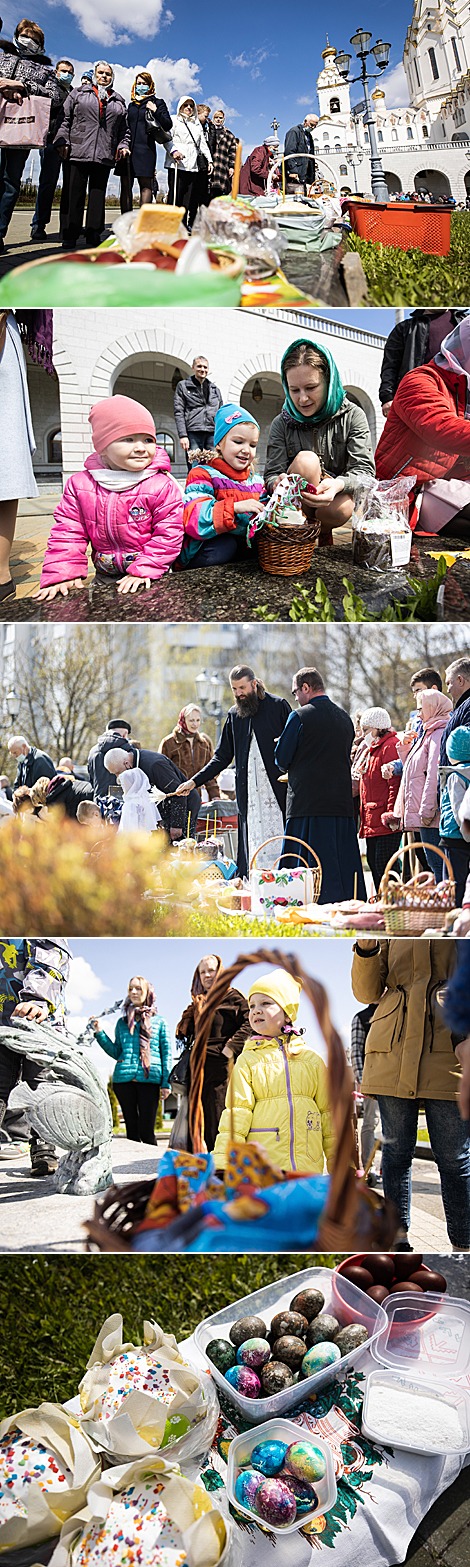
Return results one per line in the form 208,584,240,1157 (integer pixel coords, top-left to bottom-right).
177,705,201,737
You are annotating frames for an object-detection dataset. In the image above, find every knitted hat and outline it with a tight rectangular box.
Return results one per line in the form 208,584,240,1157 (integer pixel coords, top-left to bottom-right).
214,403,260,448
447,725,470,763
88,397,156,454
360,707,392,731
248,968,302,1023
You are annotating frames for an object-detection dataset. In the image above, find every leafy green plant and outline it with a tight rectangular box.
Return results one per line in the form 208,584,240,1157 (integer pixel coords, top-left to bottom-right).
254,559,448,624
345,213,470,306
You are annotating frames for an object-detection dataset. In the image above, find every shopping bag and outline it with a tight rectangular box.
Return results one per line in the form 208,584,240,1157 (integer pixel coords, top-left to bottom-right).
250,834,321,916
0,94,51,149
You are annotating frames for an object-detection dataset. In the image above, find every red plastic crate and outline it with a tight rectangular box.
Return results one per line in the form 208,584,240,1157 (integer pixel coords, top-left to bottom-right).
345,199,451,255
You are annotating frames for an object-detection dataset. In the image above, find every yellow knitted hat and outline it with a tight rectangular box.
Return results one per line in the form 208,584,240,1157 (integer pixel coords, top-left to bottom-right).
248,968,302,1023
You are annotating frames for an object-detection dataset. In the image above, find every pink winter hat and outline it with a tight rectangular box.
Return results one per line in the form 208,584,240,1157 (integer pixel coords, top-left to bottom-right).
88,396,156,454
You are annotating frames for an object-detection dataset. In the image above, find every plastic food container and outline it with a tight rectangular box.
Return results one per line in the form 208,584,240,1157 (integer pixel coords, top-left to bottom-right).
194,1266,387,1424
362,1369,470,1457
0,260,244,308
332,1257,439,1333
370,1291,470,1376
226,1417,337,1533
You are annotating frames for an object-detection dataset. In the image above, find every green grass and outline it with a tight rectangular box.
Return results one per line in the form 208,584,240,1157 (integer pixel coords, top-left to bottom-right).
0,1256,339,1416
346,211,470,305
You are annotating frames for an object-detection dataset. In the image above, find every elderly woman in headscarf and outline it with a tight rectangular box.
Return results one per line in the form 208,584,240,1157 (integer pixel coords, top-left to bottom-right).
239,137,279,197
376,315,470,538
117,765,160,833
159,706,220,800
264,337,375,546
91,975,172,1145
124,72,172,210
55,60,130,249
176,955,250,1150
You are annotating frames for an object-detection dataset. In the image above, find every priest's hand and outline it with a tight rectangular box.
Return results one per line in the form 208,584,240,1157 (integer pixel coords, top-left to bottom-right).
175,778,196,795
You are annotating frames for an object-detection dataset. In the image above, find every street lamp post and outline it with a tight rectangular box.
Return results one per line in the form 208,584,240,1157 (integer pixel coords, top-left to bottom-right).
346,144,364,193
336,30,391,202
194,669,224,745
4,688,20,724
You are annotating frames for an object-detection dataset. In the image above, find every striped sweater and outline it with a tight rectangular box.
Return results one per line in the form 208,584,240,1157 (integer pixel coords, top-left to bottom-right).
179,456,265,564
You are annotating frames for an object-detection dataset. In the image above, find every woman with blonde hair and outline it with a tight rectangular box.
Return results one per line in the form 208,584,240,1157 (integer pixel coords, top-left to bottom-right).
176,954,250,1149
125,72,172,209
159,705,220,800
91,975,172,1144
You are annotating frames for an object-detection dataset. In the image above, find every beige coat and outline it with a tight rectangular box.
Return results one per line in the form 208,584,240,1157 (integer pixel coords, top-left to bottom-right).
158,728,220,800
351,940,460,1101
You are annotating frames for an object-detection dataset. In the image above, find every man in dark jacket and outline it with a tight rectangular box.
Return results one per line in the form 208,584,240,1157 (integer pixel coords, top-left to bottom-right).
31,59,75,240
45,773,94,817
87,718,134,800
275,666,366,903
0,20,60,249
379,310,468,416
175,665,291,877
174,357,223,461
284,114,318,193
8,735,55,789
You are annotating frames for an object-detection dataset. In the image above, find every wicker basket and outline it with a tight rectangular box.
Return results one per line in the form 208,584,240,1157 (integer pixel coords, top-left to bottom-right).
257,516,320,575
250,833,322,902
379,842,455,935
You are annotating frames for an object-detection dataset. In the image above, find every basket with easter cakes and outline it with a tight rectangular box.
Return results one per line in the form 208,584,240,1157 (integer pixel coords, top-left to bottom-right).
75,1313,219,1466
195,1266,388,1424
46,1457,239,1567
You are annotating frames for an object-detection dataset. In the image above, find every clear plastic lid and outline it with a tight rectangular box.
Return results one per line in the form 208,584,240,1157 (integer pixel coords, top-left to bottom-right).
370,1292,470,1379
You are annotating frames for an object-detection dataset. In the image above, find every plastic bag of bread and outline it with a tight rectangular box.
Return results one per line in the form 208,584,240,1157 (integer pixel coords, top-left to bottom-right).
78,1315,218,1463
0,1403,100,1551
47,1457,240,1567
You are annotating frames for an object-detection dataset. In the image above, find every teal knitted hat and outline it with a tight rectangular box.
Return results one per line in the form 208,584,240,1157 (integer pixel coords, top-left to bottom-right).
281,337,345,425
214,403,260,446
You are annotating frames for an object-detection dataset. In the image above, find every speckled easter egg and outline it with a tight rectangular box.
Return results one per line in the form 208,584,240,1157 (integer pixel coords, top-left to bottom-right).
225,1365,261,1397
334,1324,369,1357
234,1468,265,1508
236,1337,271,1370
305,1314,339,1347
250,1439,287,1475
285,1440,327,1483
254,1478,297,1527
260,1360,295,1394
301,1342,341,1377
271,1335,306,1370
289,1289,324,1321
280,1472,318,1513
206,1338,237,1374
270,1310,308,1341
229,1315,267,1347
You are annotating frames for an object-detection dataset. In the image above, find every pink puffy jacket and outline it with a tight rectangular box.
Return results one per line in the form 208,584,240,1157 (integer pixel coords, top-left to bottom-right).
40,452,184,586
396,717,450,830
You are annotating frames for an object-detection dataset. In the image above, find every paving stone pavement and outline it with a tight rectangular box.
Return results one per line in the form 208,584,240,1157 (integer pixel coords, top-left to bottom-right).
0,1133,169,1251
404,1460,470,1565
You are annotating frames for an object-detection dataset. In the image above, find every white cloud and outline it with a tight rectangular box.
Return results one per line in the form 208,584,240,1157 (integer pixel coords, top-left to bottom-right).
207,96,240,121
297,96,315,107
380,62,410,108
67,54,201,108
228,46,276,82
61,0,165,47
65,956,108,1018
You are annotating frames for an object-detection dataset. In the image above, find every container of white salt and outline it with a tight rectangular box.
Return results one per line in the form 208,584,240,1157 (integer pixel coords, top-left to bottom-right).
362,1369,470,1456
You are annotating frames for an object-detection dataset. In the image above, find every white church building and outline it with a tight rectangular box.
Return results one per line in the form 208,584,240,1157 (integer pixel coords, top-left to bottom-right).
312,4,470,202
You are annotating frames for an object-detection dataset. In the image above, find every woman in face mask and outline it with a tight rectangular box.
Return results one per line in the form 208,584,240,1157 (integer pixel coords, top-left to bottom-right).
0,19,60,251
31,60,75,241
122,72,172,212
54,60,130,249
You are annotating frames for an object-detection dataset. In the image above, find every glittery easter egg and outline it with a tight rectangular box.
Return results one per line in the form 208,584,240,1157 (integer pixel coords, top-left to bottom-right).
260,1360,295,1394
254,1478,297,1527
289,1289,325,1322
334,1324,369,1357
250,1439,287,1475
237,1337,271,1370
301,1341,341,1378
285,1441,327,1483
271,1335,306,1370
234,1468,265,1508
206,1338,237,1374
305,1314,339,1347
229,1315,267,1347
225,1365,261,1398
270,1310,308,1342
280,1472,318,1513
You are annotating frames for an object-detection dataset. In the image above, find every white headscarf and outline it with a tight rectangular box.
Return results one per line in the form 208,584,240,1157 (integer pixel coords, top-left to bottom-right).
118,767,159,834
435,316,470,408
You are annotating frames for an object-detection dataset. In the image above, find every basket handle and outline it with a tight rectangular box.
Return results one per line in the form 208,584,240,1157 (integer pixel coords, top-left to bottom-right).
250,833,322,876
379,840,455,896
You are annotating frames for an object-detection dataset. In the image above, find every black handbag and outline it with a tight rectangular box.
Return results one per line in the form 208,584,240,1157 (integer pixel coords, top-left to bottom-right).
169,1040,192,1093
144,100,171,146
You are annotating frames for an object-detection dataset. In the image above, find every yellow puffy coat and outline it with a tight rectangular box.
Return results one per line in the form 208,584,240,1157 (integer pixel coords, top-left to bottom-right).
352,939,460,1101
212,1033,335,1174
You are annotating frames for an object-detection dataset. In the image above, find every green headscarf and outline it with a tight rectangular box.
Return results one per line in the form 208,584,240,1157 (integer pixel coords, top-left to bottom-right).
281,336,345,425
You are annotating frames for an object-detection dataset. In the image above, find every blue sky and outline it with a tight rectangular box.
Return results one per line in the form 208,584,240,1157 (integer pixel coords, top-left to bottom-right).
1,2,413,142
65,938,359,1080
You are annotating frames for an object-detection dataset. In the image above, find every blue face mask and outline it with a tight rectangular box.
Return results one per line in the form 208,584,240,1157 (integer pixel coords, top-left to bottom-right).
58,71,73,83
135,84,149,98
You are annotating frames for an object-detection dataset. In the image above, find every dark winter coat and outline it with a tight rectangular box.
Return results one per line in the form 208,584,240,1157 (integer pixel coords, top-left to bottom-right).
158,728,220,799
88,730,134,801
176,988,250,1061
46,77,73,143
440,691,470,768
0,42,61,103
284,122,315,183
265,401,375,496
127,96,172,179
133,747,201,825
55,83,129,166
13,747,55,790
379,310,468,407
46,774,93,817
192,691,292,877
239,144,270,197
173,374,223,440
201,118,217,158
275,696,356,819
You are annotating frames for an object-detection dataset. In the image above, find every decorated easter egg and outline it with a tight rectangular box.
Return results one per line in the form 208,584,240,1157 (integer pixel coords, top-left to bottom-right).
237,1338,271,1370
301,1342,341,1377
285,1440,327,1483
250,1439,287,1475
234,1468,265,1508
271,1335,306,1370
270,1310,308,1341
254,1478,297,1527
225,1366,261,1397
334,1324,369,1357
280,1472,318,1513
305,1314,339,1347
260,1360,295,1394
206,1338,237,1374
230,1315,267,1347
289,1288,324,1321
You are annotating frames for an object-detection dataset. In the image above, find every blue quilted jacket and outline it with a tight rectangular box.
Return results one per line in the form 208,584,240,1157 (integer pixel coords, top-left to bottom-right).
96,1014,172,1085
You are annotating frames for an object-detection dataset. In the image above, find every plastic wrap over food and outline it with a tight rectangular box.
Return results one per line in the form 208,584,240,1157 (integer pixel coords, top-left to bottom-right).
254,474,318,534
351,475,416,572
48,1454,240,1567
112,208,186,256
193,196,286,277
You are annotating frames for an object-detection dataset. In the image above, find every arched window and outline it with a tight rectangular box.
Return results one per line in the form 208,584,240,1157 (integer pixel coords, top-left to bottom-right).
340,165,348,175
378,130,383,142
415,60,421,89
329,96,340,113
451,37,461,73
423,125,429,137
391,127,398,141
407,125,414,139
334,140,341,151
156,432,175,460
47,429,62,465
323,131,330,141
428,47,439,81
364,130,369,141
